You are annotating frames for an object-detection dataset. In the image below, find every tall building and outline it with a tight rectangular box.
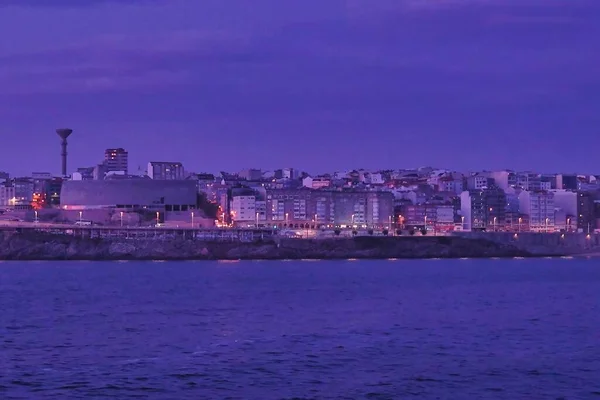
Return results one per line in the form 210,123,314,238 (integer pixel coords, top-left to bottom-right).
484,186,507,231
460,187,507,231
460,190,486,231
148,162,185,180
577,191,596,233
519,190,555,232
104,148,129,174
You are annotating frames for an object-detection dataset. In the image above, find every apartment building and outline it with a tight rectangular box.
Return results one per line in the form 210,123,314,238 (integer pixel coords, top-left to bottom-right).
104,148,129,174
147,162,185,180
519,190,555,232
0,184,15,207
264,189,393,228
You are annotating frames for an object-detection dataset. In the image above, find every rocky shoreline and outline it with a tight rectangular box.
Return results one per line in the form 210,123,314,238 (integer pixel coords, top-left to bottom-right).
0,231,549,261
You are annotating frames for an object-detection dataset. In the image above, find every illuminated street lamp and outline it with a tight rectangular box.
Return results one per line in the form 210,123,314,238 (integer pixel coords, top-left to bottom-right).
34,211,39,223
79,211,83,224
191,211,195,228
518,217,522,232
285,212,289,227
120,211,124,227
156,211,160,226
255,212,259,228
461,216,465,231
493,216,497,232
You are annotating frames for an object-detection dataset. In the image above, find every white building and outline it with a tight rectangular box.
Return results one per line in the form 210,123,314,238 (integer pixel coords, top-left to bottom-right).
551,190,577,217
518,191,555,232
460,191,473,231
551,189,578,230
366,173,384,185
231,195,257,225
302,176,331,189
0,185,16,207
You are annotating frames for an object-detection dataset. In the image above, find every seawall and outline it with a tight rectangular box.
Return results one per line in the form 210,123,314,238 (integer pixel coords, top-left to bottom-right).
454,232,600,256
0,231,537,261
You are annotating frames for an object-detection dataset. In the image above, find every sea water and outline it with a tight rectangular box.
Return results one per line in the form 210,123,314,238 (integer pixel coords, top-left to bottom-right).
1,258,599,399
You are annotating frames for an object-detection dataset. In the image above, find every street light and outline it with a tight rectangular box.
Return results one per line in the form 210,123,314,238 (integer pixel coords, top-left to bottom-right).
351,214,355,226
424,215,427,231
79,211,83,224
285,212,289,227
461,216,465,231
545,217,549,233
255,212,259,228
34,210,38,223
120,211,123,227
493,216,497,232
315,213,318,229
518,217,522,232
156,211,160,226
191,211,195,228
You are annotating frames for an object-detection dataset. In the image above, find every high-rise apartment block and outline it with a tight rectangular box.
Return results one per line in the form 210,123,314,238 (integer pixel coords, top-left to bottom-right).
104,148,129,174
518,190,555,232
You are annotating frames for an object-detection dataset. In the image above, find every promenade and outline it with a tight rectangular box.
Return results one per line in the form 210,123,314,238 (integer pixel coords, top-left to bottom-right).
0,222,277,242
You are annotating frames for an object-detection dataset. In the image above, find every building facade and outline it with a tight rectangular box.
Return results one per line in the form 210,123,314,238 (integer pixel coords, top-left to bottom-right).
262,189,393,228
148,162,185,180
484,187,507,231
104,148,129,174
60,179,197,212
231,195,257,224
577,191,596,233
518,190,555,232
0,184,15,207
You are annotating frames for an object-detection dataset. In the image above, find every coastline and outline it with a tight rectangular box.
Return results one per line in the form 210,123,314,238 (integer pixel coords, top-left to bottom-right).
0,231,557,261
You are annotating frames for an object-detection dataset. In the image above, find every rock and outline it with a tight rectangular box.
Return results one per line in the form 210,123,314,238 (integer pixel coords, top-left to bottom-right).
108,242,137,257
0,232,539,261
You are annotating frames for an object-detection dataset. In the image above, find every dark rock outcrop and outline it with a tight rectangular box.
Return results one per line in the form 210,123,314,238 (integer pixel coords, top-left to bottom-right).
0,231,541,261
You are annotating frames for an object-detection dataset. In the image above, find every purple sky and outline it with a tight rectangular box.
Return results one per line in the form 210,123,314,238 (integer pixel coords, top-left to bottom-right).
1,0,599,176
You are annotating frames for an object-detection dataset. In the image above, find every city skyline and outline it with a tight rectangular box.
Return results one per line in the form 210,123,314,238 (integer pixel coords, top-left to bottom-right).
1,0,599,176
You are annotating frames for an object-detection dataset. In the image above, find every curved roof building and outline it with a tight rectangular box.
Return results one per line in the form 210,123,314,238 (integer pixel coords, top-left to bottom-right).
60,179,197,211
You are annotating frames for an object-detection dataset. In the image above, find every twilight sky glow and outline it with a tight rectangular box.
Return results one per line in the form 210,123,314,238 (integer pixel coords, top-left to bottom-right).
1,0,599,176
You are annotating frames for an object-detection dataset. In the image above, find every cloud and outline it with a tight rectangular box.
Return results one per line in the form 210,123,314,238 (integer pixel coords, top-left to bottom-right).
0,0,598,111
0,0,162,7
